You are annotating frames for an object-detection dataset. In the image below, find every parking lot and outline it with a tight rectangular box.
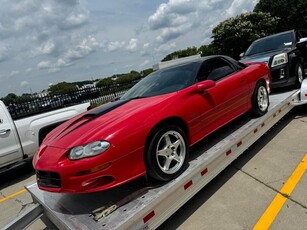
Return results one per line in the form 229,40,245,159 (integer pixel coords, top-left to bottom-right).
1,105,307,229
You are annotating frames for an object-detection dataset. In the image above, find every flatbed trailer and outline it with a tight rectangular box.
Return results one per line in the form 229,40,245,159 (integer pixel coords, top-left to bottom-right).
4,87,307,230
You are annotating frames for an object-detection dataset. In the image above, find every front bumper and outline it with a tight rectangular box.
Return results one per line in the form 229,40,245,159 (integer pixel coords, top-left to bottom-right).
33,146,146,193
270,64,295,88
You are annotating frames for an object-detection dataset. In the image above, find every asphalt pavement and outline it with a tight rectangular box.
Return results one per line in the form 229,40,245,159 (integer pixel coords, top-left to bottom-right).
160,105,307,229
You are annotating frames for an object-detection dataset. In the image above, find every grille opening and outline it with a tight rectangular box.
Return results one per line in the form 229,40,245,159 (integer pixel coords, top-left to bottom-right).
36,170,61,188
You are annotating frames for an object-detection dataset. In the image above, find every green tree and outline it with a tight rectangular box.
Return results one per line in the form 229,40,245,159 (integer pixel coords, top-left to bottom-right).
161,46,198,61
115,71,140,84
141,68,154,77
197,44,216,57
48,82,78,94
2,93,18,105
211,12,279,58
95,77,114,88
254,0,307,32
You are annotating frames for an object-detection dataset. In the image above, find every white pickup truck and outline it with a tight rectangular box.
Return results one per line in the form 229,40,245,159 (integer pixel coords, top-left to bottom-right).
0,100,90,172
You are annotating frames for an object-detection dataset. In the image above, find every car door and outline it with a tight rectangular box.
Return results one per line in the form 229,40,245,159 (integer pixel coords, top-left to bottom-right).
0,102,23,167
196,57,250,135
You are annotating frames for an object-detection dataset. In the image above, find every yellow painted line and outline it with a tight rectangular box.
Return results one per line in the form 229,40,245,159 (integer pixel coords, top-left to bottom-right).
0,189,27,203
254,154,307,230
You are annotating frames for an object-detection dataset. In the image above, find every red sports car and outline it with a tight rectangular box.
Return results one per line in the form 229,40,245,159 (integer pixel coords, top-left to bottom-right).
33,55,271,193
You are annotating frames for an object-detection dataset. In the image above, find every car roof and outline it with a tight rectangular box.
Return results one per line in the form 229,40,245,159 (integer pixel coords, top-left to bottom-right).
253,30,295,43
160,55,234,70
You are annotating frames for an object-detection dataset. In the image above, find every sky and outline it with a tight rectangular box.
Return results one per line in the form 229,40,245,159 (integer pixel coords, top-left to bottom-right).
0,0,259,97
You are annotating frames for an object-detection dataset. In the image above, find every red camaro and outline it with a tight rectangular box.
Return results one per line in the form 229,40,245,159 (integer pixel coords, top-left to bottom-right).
33,55,271,193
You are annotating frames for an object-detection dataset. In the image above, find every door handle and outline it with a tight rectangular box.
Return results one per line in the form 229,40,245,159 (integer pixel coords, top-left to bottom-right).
0,129,11,135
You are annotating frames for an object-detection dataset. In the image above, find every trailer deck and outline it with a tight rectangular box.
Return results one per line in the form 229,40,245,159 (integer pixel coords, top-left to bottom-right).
7,89,300,230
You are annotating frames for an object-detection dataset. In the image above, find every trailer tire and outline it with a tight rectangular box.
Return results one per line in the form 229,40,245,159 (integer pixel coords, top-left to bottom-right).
251,82,269,116
145,125,189,181
295,63,304,88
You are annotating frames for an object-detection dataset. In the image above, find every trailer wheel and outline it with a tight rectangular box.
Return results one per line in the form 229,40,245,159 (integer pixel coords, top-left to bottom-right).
295,63,304,88
251,82,269,116
145,125,189,181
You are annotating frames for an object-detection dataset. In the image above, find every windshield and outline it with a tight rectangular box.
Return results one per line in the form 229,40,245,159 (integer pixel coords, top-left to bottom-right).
121,62,199,100
244,32,294,56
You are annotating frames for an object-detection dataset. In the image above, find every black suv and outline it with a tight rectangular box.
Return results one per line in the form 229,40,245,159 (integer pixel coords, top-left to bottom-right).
240,30,307,88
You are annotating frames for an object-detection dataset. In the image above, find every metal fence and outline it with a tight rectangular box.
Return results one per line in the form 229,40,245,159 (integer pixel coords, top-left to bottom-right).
5,82,135,120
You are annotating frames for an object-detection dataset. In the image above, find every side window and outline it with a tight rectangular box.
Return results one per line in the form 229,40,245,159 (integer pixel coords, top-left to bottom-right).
197,62,211,82
197,58,235,82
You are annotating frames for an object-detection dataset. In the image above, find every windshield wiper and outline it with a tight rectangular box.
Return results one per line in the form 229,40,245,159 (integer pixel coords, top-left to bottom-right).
120,96,147,101
129,96,147,100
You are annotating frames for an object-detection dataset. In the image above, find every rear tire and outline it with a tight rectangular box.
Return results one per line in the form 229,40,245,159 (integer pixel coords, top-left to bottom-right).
251,82,269,116
145,125,189,181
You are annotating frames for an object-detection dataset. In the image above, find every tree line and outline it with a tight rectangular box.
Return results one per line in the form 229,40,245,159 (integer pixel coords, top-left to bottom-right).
1,68,154,105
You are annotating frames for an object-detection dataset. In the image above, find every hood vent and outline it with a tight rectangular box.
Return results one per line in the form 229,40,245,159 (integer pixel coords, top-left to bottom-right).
58,99,130,138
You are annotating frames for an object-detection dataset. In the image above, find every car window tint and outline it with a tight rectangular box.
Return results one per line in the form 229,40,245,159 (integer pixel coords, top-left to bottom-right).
121,62,199,99
197,58,234,82
245,32,294,56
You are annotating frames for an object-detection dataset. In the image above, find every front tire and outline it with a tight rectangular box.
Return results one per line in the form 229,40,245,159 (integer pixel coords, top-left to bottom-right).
251,82,269,116
145,125,189,181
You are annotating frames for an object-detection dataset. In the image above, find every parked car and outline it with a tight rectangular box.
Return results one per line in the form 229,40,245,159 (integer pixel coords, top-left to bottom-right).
0,100,90,173
33,55,271,193
240,29,307,88
39,97,61,109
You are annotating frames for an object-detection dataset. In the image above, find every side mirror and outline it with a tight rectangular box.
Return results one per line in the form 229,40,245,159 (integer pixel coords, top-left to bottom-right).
197,80,216,94
239,52,245,58
296,37,307,49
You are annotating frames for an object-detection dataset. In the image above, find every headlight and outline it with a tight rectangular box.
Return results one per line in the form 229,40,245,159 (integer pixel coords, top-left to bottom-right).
271,53,288,67
69,141,110,160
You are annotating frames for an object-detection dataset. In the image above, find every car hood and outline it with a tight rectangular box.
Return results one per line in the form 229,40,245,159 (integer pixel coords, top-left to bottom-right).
241,48,292,64
43,94,176,149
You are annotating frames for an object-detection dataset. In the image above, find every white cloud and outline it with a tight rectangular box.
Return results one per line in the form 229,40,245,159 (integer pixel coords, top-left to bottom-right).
38,60,52,69
105,38,140,52
62,12,89,29
156,23,192,43
10,70,20,77
38,41,56,55
139,59,150,67
107,41,126,52
124,64,134,68
155,42,177,52
226,0,259,17
148,0,258,43
126,38,138,51
0,0,93,65
148,1,196,30
56,58,71,67
20,81,29,87
64,35,99,61
25,68,32,73
37,35,99,72
0,43,9,62
48,67,60,73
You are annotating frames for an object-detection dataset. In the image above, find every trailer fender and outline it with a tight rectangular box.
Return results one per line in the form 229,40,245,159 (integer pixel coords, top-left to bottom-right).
300,78,307,103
